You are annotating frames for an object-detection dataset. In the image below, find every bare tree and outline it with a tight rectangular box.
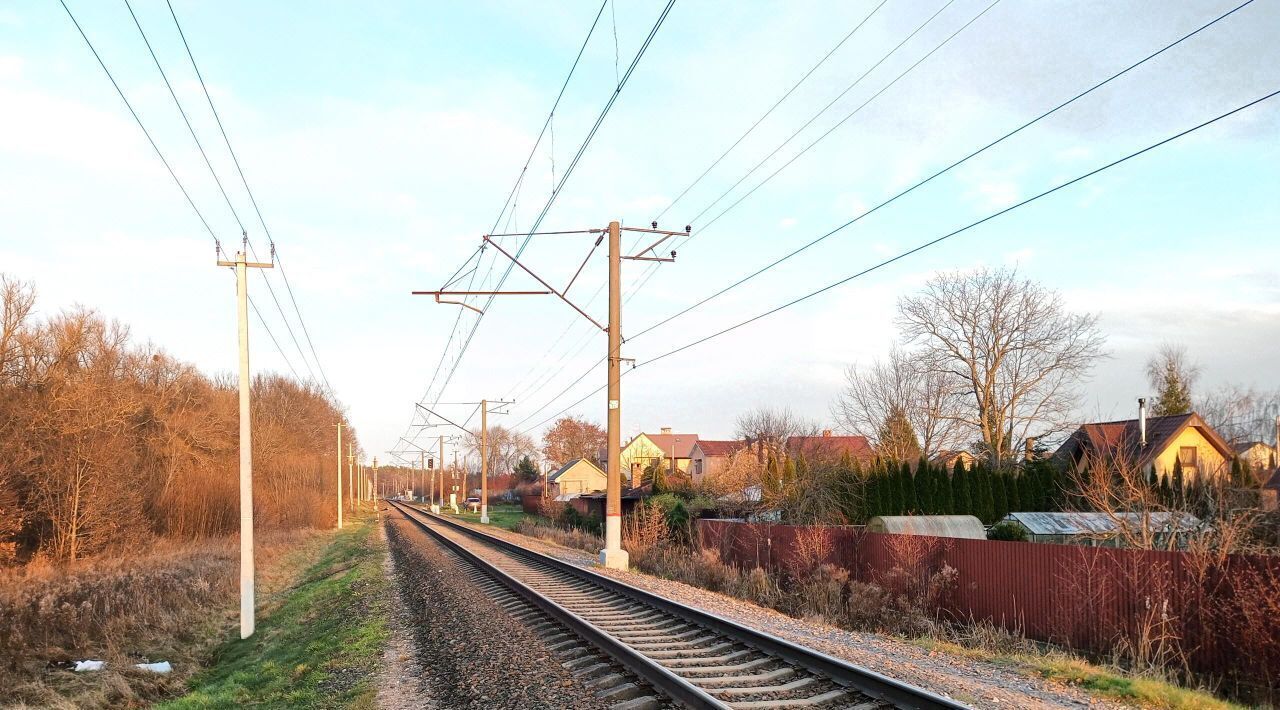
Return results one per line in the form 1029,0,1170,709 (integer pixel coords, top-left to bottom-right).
897,267,1105,465
832,346,967,461
1145,344,1199,416
1197,383,1280,447
0,274,362,563
734,406,818,463
468,425,537,478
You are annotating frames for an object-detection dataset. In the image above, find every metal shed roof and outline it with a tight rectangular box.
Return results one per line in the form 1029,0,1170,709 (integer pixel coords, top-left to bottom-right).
1001,511,1202,535
866,515,986,539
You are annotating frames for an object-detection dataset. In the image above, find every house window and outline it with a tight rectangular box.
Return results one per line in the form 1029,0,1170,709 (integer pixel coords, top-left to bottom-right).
1178,447,1198,470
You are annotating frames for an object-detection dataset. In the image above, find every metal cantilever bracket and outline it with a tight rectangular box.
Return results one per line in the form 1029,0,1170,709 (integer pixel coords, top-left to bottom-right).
411,290,551,315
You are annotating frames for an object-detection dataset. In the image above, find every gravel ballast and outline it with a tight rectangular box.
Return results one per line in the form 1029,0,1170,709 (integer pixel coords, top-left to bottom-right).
383,507,615,709
449,515,1130,710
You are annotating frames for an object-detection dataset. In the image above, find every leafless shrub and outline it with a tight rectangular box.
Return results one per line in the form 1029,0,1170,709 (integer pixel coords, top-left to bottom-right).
623,501,670,565
787,526,834,580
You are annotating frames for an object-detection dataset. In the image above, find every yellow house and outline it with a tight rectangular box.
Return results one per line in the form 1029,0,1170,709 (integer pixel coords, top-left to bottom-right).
1055,411,1233,483
549,458,607,497
620,428,698,485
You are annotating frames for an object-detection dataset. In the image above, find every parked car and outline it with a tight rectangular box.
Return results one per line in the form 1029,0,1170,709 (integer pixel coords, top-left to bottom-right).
464,497,481,512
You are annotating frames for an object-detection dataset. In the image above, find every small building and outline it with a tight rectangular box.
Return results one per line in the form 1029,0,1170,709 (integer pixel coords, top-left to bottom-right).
548,458,606,497
572,490,647,520
690,439,745,485
866,515,986,539
997,511,1203,548
1234,441,1277,473
1054,409,1234,483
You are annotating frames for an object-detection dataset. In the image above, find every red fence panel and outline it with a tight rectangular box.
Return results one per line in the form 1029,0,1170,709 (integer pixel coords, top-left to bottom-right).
697,519,1280,692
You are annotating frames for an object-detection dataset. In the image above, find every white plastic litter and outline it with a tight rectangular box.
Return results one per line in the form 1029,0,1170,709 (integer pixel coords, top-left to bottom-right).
134,661,172,674
73,660,105,672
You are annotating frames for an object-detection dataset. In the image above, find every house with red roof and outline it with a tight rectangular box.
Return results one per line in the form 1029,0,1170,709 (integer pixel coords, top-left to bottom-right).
690,439,746,485
1053,405,1234,482
786,430,874,464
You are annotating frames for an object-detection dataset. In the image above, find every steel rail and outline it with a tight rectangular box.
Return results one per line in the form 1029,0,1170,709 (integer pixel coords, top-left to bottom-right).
390,501,723,709
392,501,968,709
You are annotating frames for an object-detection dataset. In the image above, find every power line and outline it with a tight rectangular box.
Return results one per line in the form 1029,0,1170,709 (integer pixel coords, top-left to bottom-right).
59,0,220,248
639,89,1279,370
125,0,318,387
407,0,612,422
631,0,1257,342
412,0,678,429
623,0,992,323
687,0,986,230
62,0,311,385
514,60,1273,436
165,0,335,394
654,0,891,221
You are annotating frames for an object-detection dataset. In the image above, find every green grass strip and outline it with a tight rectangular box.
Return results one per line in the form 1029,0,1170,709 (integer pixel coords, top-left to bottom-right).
158,514,388,710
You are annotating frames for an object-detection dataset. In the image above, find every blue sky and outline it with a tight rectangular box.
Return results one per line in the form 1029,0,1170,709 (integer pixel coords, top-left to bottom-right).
2,0,1277,461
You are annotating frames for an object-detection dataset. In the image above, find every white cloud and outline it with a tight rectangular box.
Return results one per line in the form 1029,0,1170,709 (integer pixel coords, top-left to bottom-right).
779,217,797,229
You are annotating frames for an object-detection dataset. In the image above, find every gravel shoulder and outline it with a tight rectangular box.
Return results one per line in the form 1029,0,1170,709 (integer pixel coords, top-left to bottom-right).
447,515,1129,710
382,507,615,709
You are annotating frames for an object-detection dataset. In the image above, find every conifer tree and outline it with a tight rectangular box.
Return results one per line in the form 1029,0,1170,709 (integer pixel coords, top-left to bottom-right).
978,464,996,523
953,459,971,516
1006,472,1022,513
1016,472,1033,512
917,456,934,513
940,464,955,514
1147,344,1197,416
894,464,909,515
901,461,917,513
1172,457,1185,505
992,471,1009,521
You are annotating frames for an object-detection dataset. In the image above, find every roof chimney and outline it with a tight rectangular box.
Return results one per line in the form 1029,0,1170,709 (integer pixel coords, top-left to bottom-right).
660,427,672,435
822,429,832,437
1138,398,1148,447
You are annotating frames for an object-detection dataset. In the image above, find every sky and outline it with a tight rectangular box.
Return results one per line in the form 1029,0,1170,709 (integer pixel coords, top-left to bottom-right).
2,0,1278,463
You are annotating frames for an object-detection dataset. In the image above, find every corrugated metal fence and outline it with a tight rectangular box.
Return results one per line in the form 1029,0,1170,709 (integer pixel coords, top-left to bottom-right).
697,519,1280,691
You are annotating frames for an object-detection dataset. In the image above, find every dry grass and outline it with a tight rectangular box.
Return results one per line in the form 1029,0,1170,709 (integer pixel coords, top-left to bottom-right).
514,517,601,554
0,528,327,709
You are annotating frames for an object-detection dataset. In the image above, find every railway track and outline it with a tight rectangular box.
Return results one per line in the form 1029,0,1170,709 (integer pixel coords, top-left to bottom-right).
387,500,966,710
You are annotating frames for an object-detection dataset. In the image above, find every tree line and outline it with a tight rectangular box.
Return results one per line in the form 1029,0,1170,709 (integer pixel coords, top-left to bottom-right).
0,275,358,564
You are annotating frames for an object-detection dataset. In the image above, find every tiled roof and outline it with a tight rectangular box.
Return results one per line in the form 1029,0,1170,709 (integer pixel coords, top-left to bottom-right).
549,457,604,482
1053,412,1233,470
639,433,699,459
695,439,745,457
786,434,873,461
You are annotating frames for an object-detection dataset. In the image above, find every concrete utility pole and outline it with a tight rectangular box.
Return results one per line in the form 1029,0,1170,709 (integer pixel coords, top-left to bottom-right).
216,249,272,639
452,449,460,513
481,399,489,523
373,457,379,503
602,221,626,568
347,444,355,513
415,220,683,569
435,434,444,512
335,423,344,529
